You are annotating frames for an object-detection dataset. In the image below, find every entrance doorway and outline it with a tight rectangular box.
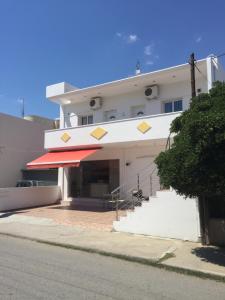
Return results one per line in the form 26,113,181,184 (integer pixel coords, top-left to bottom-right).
69,160,119,199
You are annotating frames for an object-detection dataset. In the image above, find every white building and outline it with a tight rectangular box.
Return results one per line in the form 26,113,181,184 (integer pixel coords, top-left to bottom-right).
28,55,225,242
0,113,56,187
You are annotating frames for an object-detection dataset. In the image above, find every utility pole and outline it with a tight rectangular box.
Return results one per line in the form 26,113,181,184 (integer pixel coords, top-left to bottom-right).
189,53,196,98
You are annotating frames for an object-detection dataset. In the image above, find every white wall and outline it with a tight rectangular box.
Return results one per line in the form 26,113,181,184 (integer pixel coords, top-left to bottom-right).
0,186,61,211
0,113,51,188
62,79,207,128
45,112,179,150
61,144,164,200
113,189,201,242
207,56,225,90
213,57,225,82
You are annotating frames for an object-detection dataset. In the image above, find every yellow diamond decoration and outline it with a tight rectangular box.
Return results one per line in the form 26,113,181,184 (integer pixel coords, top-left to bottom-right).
90,127,108,140
137,121,151,134
61,132,71,143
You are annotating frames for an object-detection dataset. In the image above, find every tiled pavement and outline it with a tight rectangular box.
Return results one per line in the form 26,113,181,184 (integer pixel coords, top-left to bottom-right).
18,204,125,231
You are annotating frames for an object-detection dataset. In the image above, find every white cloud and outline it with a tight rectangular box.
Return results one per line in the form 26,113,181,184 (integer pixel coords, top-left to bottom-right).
115,32,138,44
144,43,159,66
127,34,138,43
146,60,154,65
116,32,122,38
196,36,202,43
144,43,154,56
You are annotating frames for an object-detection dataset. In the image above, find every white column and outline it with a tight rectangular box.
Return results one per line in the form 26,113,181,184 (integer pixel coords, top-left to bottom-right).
59,105,65,129
58,167,63,200
63,168,69,201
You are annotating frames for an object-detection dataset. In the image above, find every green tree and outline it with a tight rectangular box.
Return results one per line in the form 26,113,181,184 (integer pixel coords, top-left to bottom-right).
155,82,225,244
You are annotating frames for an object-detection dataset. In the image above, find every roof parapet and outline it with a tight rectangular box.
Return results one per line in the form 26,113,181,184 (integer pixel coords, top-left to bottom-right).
46,82,79,99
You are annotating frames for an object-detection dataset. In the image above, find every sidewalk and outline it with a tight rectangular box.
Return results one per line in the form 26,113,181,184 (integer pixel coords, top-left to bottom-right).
0,212,225,281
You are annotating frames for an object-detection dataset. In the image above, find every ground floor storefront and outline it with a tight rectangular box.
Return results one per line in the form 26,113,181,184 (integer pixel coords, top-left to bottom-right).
59,143,164,203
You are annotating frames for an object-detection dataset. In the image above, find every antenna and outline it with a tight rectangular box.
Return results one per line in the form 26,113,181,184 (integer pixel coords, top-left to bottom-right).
18,98,25,118
136,60,141,75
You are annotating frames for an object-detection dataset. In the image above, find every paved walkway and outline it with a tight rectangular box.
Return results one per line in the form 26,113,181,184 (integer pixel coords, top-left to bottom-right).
11,204,125,232
0,211,225,280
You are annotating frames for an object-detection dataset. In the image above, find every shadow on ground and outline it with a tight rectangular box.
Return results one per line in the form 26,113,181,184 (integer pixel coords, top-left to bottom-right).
192,247,225,267
0,211,27,218
47,205,113,213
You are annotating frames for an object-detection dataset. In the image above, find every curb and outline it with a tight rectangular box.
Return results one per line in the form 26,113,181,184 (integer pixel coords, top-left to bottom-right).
0,232,225,283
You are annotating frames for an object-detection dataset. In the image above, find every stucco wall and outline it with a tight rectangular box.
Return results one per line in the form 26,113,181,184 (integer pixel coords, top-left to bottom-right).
0,186,61,211
0,113,51,188
113,189,201,242
62,79,207,128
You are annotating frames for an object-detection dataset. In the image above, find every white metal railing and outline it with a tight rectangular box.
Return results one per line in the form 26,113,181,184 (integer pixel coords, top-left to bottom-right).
110,161,159,221
45,111,181,133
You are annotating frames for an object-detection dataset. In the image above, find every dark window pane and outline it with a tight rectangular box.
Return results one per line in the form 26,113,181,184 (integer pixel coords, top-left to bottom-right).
81,116,87,125
164,102,173,113
88,115,93,124
174,100,183,112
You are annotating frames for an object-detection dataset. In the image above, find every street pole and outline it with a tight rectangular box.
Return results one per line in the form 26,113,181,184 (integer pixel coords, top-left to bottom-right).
19,98,25,118
189,53,196,98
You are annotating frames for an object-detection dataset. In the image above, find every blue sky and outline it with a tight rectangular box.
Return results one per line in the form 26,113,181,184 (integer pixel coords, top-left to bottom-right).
0,0,225,119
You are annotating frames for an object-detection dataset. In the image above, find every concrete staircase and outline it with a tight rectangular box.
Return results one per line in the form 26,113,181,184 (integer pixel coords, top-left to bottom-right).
113,189,201,242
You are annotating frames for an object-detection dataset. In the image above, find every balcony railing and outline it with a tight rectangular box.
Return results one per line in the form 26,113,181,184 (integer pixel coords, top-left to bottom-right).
44,112,181,150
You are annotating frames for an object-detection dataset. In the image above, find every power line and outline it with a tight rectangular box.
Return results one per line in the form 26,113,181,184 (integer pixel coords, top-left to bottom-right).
194,62,212,88
216,52,225,58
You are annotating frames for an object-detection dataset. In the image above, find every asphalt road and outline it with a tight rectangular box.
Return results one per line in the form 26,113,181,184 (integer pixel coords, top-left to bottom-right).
0,236,224,300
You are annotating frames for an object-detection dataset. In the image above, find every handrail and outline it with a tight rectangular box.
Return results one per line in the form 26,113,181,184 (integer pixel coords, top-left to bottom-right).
110,182,126,195
111,160,156,195
112,162,158,221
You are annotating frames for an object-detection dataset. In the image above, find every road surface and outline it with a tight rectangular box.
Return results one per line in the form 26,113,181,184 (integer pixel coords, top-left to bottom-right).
0,235,224,299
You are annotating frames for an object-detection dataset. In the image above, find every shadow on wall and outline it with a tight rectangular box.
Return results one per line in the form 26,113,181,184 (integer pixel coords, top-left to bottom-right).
192,247,225,267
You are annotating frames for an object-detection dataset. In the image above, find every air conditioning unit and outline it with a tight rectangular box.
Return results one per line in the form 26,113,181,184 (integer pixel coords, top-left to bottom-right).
89,97,102,110
144,85,158,100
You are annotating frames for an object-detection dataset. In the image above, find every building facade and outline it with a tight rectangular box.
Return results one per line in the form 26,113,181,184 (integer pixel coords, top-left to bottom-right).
27,55,225,241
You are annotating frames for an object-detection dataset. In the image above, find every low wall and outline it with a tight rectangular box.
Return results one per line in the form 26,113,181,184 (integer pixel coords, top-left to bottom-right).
113,190,201,242
0,186,61,211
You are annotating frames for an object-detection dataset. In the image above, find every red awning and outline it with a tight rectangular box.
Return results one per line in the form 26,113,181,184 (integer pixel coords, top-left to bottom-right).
27,148,99,169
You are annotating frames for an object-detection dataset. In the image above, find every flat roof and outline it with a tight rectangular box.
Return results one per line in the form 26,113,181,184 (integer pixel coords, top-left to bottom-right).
47,58,208,104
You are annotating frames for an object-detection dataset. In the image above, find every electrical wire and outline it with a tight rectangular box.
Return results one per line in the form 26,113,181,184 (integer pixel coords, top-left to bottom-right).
194,62,212,88
216,52,225,58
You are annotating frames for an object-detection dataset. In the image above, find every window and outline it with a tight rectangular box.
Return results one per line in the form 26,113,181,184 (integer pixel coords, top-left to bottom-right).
174,100,183,112
164,102,173,113
79,115,93,125
164,100,183,113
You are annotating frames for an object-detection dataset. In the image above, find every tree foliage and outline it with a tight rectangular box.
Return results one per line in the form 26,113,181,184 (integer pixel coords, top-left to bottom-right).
155,82,225,199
